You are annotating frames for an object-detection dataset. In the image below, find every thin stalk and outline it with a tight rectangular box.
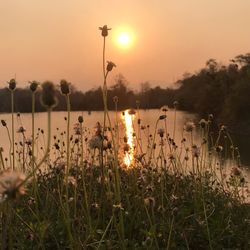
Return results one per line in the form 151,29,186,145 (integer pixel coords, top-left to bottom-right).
11,91,15,170
31,92,35,173
66,94,71,173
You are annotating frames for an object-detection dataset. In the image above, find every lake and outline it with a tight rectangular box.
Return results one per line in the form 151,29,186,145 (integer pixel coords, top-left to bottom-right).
0,109,249,191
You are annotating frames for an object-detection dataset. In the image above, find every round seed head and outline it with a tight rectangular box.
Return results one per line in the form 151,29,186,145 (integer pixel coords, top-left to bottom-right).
8,79,16,91
60,79,70,95
78,115,83,123
40,81,58,109
29,81,39,92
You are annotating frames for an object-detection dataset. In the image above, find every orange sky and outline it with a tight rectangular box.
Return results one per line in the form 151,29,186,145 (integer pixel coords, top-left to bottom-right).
1,0,250,91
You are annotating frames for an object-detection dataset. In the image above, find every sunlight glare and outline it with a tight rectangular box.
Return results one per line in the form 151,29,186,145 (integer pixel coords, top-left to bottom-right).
123,110,135,166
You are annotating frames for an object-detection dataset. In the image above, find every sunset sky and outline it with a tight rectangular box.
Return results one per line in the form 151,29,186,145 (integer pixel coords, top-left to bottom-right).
1,0,250,91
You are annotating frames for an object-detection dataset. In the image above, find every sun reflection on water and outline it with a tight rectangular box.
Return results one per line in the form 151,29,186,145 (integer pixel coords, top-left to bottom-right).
122,110,135,167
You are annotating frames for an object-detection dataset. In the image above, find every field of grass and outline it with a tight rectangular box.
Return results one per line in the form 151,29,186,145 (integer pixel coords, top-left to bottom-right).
0,25,249,250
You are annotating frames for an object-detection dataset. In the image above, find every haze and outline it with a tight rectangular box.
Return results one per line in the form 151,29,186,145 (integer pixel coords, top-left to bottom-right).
1,0,250,90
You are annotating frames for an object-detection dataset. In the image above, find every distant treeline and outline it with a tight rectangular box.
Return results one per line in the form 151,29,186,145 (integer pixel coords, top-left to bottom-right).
0,74,177,113
1,53,250,133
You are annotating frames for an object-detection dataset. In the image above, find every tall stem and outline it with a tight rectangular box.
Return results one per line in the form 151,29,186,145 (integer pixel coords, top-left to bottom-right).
66,94,71,173
11,91,15,170
32,92,35,173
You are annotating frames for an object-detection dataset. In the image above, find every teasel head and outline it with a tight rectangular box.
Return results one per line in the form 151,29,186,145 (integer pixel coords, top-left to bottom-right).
40,81,58,109
60,79,71,95
29,81,39,92
7,78,16,91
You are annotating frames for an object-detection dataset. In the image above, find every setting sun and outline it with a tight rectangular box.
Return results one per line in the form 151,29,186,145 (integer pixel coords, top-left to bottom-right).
115,29,134,49
118,32,130,45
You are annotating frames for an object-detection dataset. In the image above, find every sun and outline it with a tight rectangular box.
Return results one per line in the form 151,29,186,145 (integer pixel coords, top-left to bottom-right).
116,31,133,49
118,32,130,45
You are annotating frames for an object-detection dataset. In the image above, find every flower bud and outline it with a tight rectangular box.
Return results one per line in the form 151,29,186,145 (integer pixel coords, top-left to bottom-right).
78,116,83,123
106,61,116,72
159,115,167,120
8,79,16,91
1,120,7,127
29,81,39,92
99,25,111,37
60,80,70,95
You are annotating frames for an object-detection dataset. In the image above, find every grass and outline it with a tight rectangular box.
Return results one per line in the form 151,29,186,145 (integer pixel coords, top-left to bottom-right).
0,25,249,250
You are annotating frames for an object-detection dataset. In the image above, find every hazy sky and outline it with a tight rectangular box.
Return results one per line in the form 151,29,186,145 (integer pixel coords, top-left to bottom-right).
1,0,250,91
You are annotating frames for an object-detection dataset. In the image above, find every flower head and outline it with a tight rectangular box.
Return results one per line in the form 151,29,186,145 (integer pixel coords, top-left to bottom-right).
99,25,111,37
0,170,26,201
40,81,58,109
106,61,116,72
29,81,39,92
60,79,71,95
8,79,16,91
159,115,167,120
17,126,26,133
89,135,103,150
161,105,168,112
184,121,195,132
199,119,207,128
157,128,165,137
78,115,83,124
1,120,7,127
192,145,200,158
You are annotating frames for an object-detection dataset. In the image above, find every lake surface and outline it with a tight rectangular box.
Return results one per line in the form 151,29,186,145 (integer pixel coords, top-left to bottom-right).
0,109,249,189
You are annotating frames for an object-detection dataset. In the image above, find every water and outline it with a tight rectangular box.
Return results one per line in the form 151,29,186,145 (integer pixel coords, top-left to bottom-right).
0,109,249,191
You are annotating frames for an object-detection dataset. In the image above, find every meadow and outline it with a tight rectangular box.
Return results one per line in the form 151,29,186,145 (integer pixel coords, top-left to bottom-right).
0,26,249,250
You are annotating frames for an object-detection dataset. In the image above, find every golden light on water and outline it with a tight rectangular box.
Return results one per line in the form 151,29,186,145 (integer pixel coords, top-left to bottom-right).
123,110,135,166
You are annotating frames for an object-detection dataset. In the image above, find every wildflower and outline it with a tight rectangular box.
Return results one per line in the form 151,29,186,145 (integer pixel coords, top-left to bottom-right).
173,101,179,108
89,135,102,149
215,145,223,153
208,114,214,121
106,61,116,72
99,25,111,37
192,145,200,158
78,115,83,124
40,81,58,108
184,121,195,132
60,79,71,95
157,128,165,137
161,105,168,112
7,79,16,91
113,96,118,103
17,126,26,133
199,119,207,128
95,122,102,136
1,120,7,127
220,125,227,131
159,115,167,120
168,153,175,161
231,167,241,176
73,123,81,135
29,81,39,92
144,197,155,208
128,109,136,115
25,138,32,146
0,170,26,201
